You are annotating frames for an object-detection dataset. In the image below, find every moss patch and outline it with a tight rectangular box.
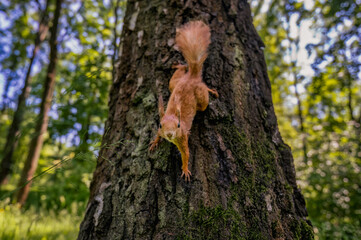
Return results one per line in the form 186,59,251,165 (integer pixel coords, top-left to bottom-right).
290,218,314,240
178,205,247,240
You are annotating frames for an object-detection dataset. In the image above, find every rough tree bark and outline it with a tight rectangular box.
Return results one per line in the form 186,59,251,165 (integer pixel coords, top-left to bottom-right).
15,0,62,205
112,0,121,80
0,0,50,185
78,0,313,239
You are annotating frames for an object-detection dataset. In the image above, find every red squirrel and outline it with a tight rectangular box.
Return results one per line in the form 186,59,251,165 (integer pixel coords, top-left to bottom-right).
149,21,218,181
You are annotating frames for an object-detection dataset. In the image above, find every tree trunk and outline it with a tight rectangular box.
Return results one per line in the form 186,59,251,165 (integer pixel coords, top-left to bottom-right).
78,1,313,239
0,0,50,185
287,15,307,165
292,69,308,164
15,0,62,205
78,114,91,153
112,0,121,80
1,59,17,113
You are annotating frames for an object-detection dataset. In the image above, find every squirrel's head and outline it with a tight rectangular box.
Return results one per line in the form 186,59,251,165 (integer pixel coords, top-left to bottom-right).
159,113,182,143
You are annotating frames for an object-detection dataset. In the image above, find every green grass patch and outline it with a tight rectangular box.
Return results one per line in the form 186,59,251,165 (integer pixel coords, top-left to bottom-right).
0,149,96,240
0,202,82,240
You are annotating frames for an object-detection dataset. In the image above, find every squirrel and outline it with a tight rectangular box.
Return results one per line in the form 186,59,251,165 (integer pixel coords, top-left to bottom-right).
149,21,218,181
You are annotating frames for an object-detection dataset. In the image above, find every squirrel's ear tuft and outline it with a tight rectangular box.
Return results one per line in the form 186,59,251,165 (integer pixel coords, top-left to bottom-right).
176,108,181,125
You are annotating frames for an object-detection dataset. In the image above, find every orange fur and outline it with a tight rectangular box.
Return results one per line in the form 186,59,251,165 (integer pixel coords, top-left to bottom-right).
169,63,187,93
150,21,218,181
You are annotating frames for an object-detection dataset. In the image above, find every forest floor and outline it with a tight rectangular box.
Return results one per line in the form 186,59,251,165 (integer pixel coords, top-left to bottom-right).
0,153,94,240
0,204,81,240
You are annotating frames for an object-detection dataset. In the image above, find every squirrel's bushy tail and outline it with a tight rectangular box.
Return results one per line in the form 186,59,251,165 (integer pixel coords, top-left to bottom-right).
176,21,210,77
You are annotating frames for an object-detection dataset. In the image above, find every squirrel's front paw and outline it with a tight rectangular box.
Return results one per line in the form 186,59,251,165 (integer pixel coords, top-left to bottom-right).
210,89,219,98
149,140,159,152
181,168,192,182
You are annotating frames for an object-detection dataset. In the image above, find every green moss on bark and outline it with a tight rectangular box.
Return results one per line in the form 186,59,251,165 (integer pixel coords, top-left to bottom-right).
178,205,247,240
290,218,314,240
300,220,314,239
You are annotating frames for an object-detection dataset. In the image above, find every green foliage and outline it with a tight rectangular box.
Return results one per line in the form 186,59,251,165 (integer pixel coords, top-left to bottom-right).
0,0,125,238
0,149,97,239
252,0,361,239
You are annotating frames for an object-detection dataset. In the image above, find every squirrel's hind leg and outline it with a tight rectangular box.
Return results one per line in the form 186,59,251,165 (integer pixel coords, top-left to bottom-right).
169,64,187,93
195,83,211,111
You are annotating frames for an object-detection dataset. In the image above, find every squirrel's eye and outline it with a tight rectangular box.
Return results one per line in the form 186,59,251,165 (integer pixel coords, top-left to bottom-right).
159,123,162,129
177,122,180,128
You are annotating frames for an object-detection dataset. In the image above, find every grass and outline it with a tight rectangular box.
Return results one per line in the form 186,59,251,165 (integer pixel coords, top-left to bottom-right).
0,148,96,240
0,201,82,240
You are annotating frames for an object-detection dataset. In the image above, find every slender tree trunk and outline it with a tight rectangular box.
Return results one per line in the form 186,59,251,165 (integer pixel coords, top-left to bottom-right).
252,0,265,18
78,1,312,239
293,71,308,164
286,13,308,164
344,67,355,122
78,114,91,153
1,60,17,113
0,0,50,185
1,76,12,113
345,68,361,160
357,112,361,159
15,0,62,205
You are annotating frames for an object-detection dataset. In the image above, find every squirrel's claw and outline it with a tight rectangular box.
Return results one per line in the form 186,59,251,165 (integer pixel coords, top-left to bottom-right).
149,140,159,152
209,88,219,98
181,168,192,182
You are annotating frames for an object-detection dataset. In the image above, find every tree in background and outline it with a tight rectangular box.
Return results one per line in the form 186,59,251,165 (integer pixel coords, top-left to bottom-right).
0,0,124,210
0,1,36,112
303,0,361,237
251,0,361,238
0,0,50,185
50,0,123,153
16,0,63,205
